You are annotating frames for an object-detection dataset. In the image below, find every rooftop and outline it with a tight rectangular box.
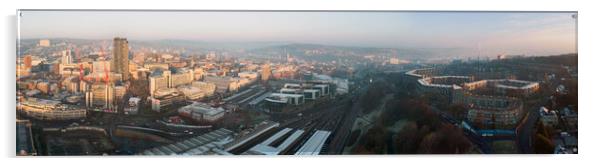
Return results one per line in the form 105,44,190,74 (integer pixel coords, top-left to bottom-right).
295,130,331,155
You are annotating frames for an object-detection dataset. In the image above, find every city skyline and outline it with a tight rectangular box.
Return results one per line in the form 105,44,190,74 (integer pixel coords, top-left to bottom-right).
16,10,578,156
18,11,577,56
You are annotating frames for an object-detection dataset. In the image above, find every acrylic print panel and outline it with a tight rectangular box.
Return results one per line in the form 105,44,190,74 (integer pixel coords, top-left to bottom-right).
16,10,577,156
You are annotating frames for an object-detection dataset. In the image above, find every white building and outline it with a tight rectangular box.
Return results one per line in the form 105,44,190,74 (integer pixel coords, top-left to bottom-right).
61,50,72,64
124,97,141,115
539,107,559,127
178,102,225,122
149,68,194,97
312,84,330,97
265,93,305,105
279,88,320,100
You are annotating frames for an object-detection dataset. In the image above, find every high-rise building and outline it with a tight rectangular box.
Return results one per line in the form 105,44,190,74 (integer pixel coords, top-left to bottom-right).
61,50,72,64
261,63,271,82
112,37,130,81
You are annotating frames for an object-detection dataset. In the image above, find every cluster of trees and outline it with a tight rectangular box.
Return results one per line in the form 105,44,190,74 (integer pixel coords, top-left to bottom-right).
522,54,578,67
353,93,472,154
395,122,472,154
352,124,388,154
389,98,471,154
129,79,149,99
533,121,556,154
446,104,468,120
553,79,578,112
359,80,392,114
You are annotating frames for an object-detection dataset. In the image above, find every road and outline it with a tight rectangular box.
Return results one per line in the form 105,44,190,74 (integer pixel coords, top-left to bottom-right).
516,108,540,154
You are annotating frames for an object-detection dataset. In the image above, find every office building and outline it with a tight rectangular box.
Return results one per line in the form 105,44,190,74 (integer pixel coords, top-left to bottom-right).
112,37,130,81
86,83,115,110
149,70,171,97
151,88,185,112
170,69,194,88
61,50,72,64
177,86,205,100
261,63,271,82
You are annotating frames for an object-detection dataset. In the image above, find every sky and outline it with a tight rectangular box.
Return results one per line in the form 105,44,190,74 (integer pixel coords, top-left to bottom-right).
18,10,577,56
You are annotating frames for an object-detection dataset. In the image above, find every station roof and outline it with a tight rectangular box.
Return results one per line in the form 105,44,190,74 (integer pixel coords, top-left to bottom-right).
295,130,331,155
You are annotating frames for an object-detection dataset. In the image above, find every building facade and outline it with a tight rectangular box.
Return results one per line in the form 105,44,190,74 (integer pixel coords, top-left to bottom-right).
112,37,130,81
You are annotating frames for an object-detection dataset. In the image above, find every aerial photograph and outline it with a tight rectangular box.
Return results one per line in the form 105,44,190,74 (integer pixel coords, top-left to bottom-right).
15,10,577,155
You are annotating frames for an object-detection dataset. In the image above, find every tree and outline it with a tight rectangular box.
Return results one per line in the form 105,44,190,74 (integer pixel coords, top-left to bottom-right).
448,104,467,120
417,124,472,154
533,121,556,154
394,121,419,153
359,81,389,113
355,125,388,154
379,100,403,126
533,134,555,154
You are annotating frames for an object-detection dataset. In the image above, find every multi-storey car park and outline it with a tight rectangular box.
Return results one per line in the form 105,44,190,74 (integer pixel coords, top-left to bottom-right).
404,68,539,131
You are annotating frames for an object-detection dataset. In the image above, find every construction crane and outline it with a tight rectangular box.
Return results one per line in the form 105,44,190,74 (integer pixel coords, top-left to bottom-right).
99,41,113,112
100,45,109,84
95,47,102,83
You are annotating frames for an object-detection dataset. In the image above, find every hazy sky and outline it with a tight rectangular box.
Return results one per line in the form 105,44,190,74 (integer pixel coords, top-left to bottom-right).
19,11,577,56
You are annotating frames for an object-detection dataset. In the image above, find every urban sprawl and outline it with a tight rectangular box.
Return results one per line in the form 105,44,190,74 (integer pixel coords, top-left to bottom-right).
16,38,577,155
